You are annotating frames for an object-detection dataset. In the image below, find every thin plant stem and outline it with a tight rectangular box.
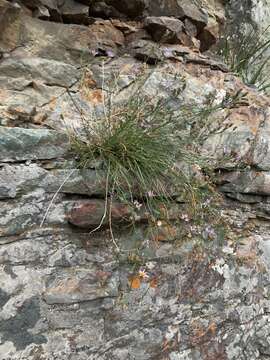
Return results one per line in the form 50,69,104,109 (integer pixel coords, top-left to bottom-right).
40,169,76,227
89,163,111,234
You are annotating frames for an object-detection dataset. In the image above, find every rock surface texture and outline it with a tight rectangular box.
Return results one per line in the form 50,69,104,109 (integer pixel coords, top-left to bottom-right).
1,1,270,360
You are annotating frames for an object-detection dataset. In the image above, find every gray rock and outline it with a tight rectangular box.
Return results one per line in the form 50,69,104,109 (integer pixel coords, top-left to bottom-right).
0,127,69,162
0,164,105,199
0,57,80,88
1,5,270,359
131,39,164,64
146,0,208,30
1,14,95,65
20,0,62,21
43,269,119,304
60,0,91,24
144,16,186,44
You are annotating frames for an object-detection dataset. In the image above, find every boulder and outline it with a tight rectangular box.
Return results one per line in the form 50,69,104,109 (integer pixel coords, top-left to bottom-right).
219,170,270,196
59,0,91,24
101,0,146,18
90,0,126,18
144,16,185,44
146,0,208,31
130,39,164,64
19,0,62,21
0,14,123,65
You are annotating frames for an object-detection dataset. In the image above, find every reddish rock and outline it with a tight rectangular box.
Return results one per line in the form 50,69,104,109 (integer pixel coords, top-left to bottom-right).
67,199,133,228
89,20,125,48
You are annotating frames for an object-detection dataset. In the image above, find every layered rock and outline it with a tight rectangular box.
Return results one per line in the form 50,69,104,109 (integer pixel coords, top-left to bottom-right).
1,0,270,360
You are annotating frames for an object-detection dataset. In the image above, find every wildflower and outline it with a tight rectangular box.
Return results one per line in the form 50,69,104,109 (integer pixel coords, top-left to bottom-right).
138,269,149,279
133,200,142,210
157,220,162,227
190,225,198,234
180,213,190,222
202,198,211,208
234,153,242,161
223,146,230,155
192,164,201,172
202,225,216,240
147,190,155,198
106,49,115,58
91,49,99,56
146,261,156,270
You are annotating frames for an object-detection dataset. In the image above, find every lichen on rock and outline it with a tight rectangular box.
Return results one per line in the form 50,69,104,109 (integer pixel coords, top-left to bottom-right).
0,1,270,359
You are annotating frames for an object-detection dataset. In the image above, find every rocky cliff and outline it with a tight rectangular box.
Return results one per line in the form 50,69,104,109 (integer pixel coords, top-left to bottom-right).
1,1,270,359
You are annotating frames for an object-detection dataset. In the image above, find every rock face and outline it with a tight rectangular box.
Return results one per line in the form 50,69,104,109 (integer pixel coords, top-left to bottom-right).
1,1,270,360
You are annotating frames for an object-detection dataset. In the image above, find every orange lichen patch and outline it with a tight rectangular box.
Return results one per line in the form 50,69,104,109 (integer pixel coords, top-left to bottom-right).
128,275,141,289
81,89,103,105
80,70,97,89
190,320,218,346
208,322,217,335
149,277,158,288
191,320,206,341
49,96,57,111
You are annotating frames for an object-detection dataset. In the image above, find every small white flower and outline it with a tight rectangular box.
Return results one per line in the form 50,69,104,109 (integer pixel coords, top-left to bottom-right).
133,200,142,210
157,220,162,227
147,190,155,198
180,213,190,222
138,269,149,279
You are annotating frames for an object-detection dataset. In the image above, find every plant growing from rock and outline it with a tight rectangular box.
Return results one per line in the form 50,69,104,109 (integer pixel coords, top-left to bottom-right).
67,80,227,250
218,26,270,92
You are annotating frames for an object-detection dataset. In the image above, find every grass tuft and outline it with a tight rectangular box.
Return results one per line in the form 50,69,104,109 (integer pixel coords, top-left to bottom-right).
71,95,181,217
218,26,270,92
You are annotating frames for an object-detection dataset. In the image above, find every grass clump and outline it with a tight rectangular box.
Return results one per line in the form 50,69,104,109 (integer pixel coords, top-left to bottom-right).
71,95,181,218
218,26,270,92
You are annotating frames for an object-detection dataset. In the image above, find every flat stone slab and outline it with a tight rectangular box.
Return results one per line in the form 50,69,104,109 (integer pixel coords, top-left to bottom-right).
0,127,69,162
